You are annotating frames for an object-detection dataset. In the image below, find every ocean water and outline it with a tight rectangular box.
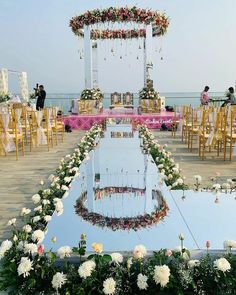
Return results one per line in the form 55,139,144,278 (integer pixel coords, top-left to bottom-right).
44,92,224,113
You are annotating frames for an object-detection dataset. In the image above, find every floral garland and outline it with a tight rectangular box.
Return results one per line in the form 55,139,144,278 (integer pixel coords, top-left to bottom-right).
75,190,169,231
138,124,187,190
90,28,146,40
70,6,170,39
139,87,160,100
94,186,145,199
80,88,103,100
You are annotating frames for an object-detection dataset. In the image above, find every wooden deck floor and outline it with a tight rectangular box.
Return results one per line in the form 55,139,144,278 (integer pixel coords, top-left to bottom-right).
0,130,84,241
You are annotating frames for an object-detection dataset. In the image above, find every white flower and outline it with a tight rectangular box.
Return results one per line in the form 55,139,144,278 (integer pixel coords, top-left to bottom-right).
222,182,230,190
52,272,67,290
194,175,202,183
0,240,13,259
111,252,123,264
177,178,184,185
23,224,32,233
64,176,72,183
40,179,44,185
57,246,72,259
24,243,38,255
188,260,200,268
227,178,234,184
7,218,16,226
214,258,231,272
133,245,147,259
223,240,236,249
34,205,42,213
61,185,69,191
137,273,148,290
13,235,18,242
43,189,51,195
127,257,133,269
44,215,52,222
42,199,51,205
78,260,96,279
32,194,41,204
179,233,184,240
103,277,116,295
63,191,69,199
32,230,45,243
32,216,41,223
20,207,31,216
212,183,221,190
158,164,164,169
17,257,33,277
153,265,170,287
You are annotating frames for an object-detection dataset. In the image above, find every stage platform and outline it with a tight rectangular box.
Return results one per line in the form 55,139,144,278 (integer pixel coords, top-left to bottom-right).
63,109,179,130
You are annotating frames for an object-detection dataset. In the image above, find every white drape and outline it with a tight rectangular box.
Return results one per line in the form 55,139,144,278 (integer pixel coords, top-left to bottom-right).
0,68,8,93
18,72,29,101
1,114,16,152
35,111,47,145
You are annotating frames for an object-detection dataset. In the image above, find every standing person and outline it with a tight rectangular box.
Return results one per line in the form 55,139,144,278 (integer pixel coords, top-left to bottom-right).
36,85,46,110
200,86,210,105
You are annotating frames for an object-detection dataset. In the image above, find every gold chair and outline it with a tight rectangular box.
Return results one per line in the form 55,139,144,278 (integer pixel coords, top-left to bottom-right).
51,107,64,144
10,107,25,160
123,92,134,109
223,108,236,161
42,108,54,151
110,92,122,109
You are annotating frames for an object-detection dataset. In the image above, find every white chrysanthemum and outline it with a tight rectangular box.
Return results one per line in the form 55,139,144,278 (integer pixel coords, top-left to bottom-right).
194,175,202,183
153,265,170,287
137,273,148,290
214,258,231,272
224,240,236,249
177,178,184,185
188,260,200,268
133,245,147,259
111,252,123,264
23,224,32,233
212,183,221,190
7,218,16,226
52,272,67,290
43,215,52,222
0,240,13,259
32,230,45,243
103,278,116,295
57,246,72,259
78,260,96,279
32,216,41,223
24,243,38,255
32,194,41,204
174,246,190,260
17,257,33,277
20,207,31,216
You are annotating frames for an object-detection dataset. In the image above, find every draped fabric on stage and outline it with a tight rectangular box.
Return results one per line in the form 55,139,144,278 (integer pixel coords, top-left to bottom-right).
63,112,178,130
18,72,29,101
0,68,8,93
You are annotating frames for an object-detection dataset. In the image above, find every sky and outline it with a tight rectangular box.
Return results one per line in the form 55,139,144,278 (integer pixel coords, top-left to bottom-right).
1,0,236,94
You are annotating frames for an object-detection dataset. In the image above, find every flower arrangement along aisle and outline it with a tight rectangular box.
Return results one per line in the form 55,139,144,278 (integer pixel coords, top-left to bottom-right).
80,88,103,101
1,123,236,294
138,124,187,190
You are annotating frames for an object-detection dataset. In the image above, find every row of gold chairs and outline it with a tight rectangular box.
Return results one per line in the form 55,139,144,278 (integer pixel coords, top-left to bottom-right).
140,99,162,113
0,104,64,160
180,105,236,161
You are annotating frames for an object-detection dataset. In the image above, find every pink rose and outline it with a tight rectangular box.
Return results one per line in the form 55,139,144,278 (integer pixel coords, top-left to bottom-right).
37,244,44,255
165,249,172,257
